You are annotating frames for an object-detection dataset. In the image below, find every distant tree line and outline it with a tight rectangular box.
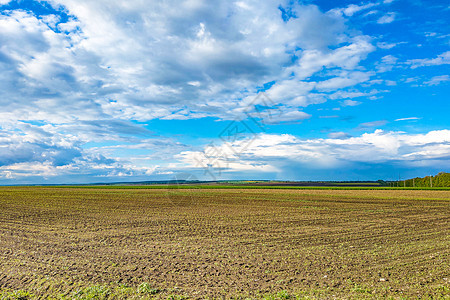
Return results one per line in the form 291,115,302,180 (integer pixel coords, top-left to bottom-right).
388,172,450,187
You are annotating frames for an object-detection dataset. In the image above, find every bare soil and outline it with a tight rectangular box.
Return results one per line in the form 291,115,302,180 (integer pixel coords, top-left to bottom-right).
0,187,449,298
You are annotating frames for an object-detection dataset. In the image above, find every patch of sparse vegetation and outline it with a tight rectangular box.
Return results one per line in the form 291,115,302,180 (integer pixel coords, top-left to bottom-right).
72,285,110,300
0,290,34,300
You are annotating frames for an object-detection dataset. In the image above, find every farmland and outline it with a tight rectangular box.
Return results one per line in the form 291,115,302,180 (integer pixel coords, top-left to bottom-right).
0,187,449,299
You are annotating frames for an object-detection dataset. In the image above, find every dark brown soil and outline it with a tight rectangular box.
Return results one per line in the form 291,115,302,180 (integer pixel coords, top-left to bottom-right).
0,187,449,298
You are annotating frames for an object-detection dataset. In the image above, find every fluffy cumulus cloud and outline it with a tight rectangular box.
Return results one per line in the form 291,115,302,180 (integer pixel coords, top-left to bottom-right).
0,121,173,182
176,130,450,180
0,0,379,179
0,0,379,122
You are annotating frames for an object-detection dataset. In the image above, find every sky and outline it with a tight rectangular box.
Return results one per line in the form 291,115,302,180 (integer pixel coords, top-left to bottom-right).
0,0,449,184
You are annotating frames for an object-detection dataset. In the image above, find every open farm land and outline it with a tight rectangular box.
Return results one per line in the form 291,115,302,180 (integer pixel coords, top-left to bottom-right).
0,187,449,299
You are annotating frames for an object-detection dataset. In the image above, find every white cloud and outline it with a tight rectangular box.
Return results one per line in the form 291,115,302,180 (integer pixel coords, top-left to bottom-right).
176,130,450,177
395,117,421,121
377,12,396,24
0,1,380,181
381,55,398,64
0,1,376,125
407,51,450,68
358,120,388,129
341,3,378,17
2,0,446,182
424,75,450,86
316,71,373,90
0,120,184,181
288,36,375,80
264,80,317,107
266,110,311,123
319,115,339,119
377,42,399,49
385,80,396,86
328,132,352,139
328,89,380,100
363,10,379,17
341,99,361,106
376,54,398,72
403,77,419,83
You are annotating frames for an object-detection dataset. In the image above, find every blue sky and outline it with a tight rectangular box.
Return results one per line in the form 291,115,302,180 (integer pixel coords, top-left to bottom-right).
0,0,449,184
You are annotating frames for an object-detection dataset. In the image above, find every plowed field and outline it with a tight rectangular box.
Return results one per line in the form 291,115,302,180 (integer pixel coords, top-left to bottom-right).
0,187,449,299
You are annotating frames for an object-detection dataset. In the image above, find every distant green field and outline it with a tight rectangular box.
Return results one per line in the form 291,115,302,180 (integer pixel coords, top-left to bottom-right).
333,182,381,186
38,184,450,191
